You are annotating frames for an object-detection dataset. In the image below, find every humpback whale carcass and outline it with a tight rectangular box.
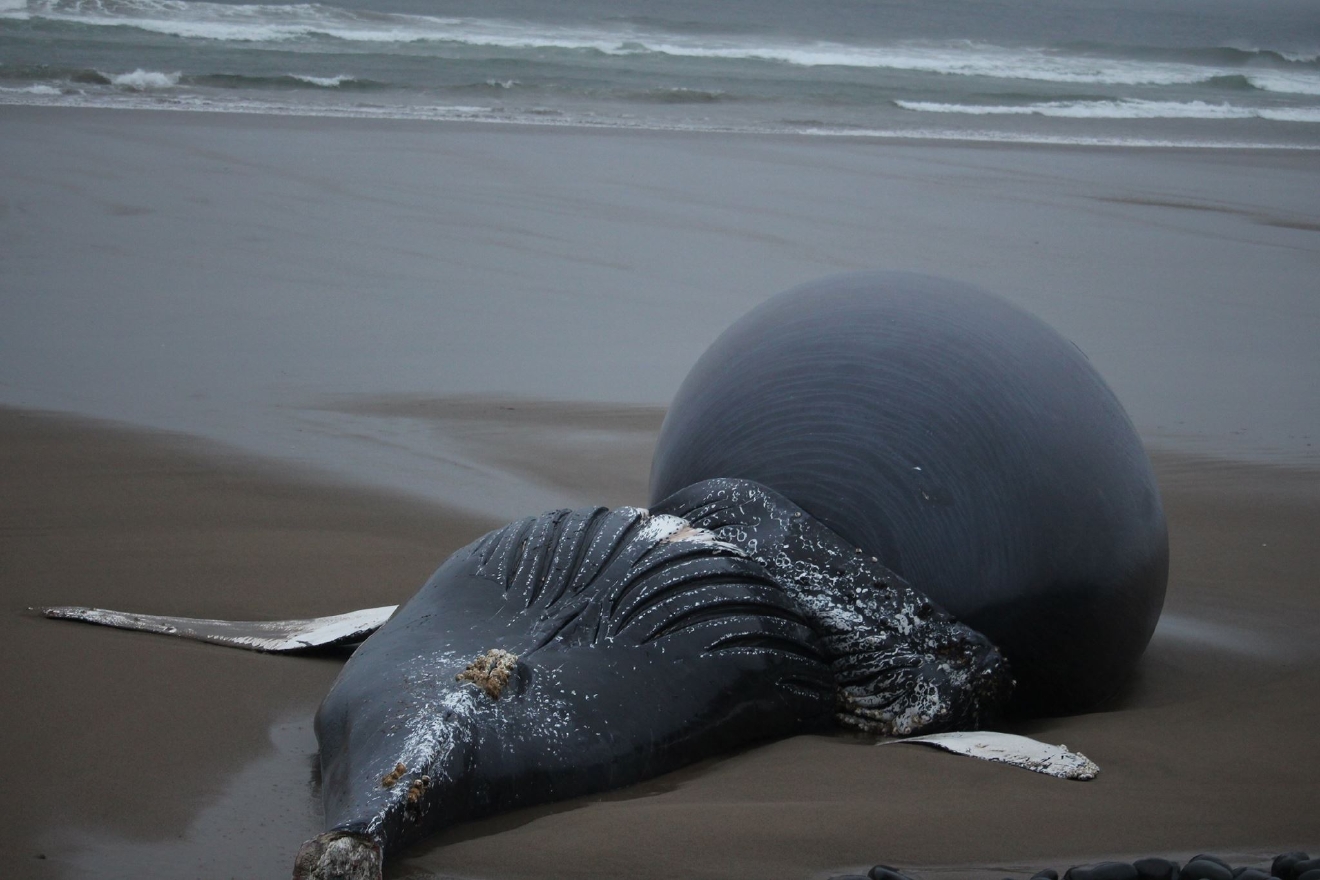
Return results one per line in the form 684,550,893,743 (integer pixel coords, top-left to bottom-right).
43,272,1167,880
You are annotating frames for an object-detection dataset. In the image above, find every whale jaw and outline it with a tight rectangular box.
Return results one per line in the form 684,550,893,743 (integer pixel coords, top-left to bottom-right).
292,831,382,880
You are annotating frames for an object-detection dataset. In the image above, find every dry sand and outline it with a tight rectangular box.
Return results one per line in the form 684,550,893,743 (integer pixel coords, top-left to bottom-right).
2,404,1316,880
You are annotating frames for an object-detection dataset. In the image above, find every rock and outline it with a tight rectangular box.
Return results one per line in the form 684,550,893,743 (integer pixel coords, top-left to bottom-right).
1090,863,1139,880
1272,855,1307,879
1192,857,1232,871
1234,869,1270,880
1135,857,1180,880
869,868,917,880
1182,860,1234,880
1294,870,1320,880
1033,870,1060,880
1291,860,1320,880
1272,853,1309,880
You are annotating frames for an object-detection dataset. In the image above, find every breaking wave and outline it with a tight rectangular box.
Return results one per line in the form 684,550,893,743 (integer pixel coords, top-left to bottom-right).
289,73,352,87
0,82,62,93
1245,73,1320,96
895,98,1320,122
108,68,180,89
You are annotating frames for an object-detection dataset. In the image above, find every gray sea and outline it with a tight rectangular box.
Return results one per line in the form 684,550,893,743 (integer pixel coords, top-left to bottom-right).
2,0,1318,147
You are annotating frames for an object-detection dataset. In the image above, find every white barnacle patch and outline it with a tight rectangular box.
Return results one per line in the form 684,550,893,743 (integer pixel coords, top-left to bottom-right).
633,511,683,545
637,513,744,556
891,731,1099,780
665,523,722,546
365,686,477,835
400,688,477,774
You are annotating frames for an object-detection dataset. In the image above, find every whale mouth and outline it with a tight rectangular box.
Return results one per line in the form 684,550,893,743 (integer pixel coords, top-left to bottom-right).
292,830,383,880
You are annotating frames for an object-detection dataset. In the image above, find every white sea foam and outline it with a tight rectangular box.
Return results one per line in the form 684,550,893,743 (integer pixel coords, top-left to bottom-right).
1246,73,1320,96
16,0,604,45
895,98,1320,122
635,40,1235,86
793,124,1318,149
0,83,62,94
0,0,27,13
109,68,181,89
290,73,354,87
2,88,1316,151
1263,106,1320,123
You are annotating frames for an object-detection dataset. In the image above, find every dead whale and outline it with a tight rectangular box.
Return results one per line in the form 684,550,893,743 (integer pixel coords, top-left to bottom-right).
43,272,1166,879
48,482,1016,879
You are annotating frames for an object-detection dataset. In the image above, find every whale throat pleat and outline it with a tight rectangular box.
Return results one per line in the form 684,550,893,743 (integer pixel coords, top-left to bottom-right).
467,507,821,662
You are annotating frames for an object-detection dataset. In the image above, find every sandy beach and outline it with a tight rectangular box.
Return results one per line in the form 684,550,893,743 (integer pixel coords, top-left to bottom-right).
2,407,1317,879
1,105,1318,878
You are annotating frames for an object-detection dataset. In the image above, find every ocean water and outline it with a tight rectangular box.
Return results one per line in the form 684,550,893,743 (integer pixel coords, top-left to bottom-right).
2,0,1318,146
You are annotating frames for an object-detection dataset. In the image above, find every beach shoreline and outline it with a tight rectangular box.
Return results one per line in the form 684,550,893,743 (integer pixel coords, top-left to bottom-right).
5,99,1320,152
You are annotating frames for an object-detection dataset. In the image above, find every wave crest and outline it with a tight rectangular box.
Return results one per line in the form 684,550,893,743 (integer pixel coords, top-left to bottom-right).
0,83,63,94
895,98,1320,122
1245,73,1320,96
289,73,353,87
109,68,180,89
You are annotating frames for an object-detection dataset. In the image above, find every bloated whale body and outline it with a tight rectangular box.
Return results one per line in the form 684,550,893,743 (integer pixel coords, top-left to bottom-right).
651,272,1169,712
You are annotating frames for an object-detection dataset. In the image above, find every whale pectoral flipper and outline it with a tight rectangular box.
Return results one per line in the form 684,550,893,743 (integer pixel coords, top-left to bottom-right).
39,605,397,653
890,731,1099,780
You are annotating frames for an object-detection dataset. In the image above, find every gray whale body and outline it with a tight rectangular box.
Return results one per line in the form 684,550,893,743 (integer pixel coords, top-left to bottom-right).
650,271,1169,712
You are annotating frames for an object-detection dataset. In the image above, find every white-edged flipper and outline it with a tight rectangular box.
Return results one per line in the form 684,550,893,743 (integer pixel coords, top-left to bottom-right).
39,605,397,653
889,730,1099,780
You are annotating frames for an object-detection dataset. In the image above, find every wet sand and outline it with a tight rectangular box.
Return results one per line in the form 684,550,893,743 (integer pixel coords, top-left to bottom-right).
2,105,1318,519
2,405,1316,879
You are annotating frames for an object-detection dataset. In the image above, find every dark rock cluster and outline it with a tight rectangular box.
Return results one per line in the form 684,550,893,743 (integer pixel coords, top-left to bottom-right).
827,852,1318,880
